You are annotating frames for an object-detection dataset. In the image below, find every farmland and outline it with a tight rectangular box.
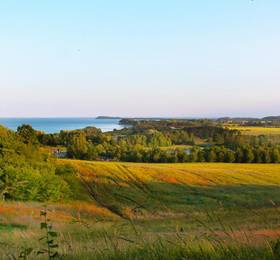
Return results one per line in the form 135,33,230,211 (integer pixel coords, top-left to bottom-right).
1,161,280,259
226,125,280,136
68,160,280,210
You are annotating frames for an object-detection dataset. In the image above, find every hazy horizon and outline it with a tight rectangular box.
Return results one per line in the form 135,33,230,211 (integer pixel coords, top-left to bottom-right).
0,114,280,119
1,1,279,118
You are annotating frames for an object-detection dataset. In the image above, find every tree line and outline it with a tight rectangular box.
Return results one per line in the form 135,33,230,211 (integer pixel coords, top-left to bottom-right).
31,120,280,163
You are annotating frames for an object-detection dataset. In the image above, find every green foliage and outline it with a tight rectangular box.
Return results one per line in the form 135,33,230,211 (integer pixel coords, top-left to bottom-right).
34,120,280,164
0,125,70,202
17,124,38,145
0,163,70,201
37,208,59,259
271,148,280,163
67,132,89,159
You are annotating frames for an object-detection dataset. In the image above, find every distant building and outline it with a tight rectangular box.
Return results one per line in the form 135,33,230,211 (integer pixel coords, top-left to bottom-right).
53,149,67,158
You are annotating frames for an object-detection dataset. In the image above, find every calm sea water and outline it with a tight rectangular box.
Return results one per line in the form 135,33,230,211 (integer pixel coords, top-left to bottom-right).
0,118,123,133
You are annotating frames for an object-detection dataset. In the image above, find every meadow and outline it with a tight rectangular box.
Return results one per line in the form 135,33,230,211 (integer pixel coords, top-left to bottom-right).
1,161,280,259
226,125,280,136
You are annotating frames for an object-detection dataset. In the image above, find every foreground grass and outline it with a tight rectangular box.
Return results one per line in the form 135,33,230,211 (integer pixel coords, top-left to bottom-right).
1,205,280,260
1,161,280,259
65,241,280,260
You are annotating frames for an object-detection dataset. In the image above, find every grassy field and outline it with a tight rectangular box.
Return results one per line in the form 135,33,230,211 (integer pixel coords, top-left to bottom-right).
1,161,280,259
160,144,192,151
226,125,280,136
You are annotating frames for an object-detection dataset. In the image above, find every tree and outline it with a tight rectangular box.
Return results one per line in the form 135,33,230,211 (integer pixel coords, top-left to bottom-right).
271,148,280,163
197,150,205,162
261,149,271,163
253,148,263,163
235,148,244,163
213,133,224,145
67,133,89,159
17,124,38,145
225,150,235,163
189,148,199,162
206,150,217,162
217,150,225,162
151,148,161,162
86,145,98,160
243,147,254,163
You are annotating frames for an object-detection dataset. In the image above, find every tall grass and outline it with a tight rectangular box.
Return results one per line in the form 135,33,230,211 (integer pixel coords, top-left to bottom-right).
2,161,280,259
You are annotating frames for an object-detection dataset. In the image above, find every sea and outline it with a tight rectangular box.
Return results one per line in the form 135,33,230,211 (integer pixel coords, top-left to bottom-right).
0,118,123,133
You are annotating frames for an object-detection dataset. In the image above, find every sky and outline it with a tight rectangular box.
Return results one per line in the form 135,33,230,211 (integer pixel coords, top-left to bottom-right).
0,0,279,118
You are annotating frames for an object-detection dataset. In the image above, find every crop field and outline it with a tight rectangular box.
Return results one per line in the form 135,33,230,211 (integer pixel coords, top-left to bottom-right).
2,161,280,259
226,125,280,136
68,161,280,211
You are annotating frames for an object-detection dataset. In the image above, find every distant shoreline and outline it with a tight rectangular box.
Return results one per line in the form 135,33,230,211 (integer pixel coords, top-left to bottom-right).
0,117,123,134
96,116,122,119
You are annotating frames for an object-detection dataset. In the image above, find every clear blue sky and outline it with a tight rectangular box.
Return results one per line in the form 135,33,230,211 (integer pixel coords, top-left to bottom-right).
0,0,279,118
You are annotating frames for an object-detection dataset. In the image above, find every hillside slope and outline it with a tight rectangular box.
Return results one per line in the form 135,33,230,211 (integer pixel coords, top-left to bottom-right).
2,161,280,258
63,161,280,216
